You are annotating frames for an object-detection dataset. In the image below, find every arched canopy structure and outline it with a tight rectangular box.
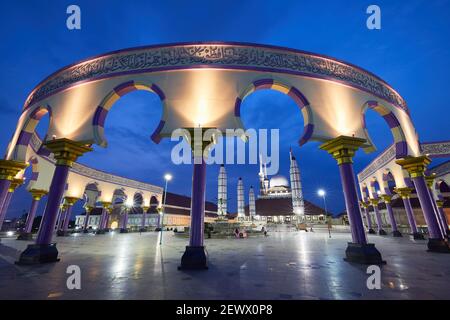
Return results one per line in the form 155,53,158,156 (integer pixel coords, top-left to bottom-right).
5,42,420,163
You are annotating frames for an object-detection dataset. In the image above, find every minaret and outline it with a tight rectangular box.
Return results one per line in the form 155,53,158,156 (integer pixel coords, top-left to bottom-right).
237,177,245,220
249,186,256,220
217,164,227,216
258,153,266,195
290,148,305,218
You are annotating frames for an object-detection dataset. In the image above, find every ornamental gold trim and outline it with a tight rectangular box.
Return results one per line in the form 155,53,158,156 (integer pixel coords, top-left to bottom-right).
320,135,366,165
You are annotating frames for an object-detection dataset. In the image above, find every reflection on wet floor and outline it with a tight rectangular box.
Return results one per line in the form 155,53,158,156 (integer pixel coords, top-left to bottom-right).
0,229,449,299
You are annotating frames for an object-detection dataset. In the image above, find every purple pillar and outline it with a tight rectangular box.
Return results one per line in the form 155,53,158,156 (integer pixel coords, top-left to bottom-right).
25,199,40,233
180,151,209,270
57,207,67,231
121,210,128,229
427,188,448,236
338,162,367,245
189,157,206,247
0,179,12,214
370,198,387,235
412,176,443,240
156,214,161,228
382,196,401,237
385,202,398,232
436,205,449,235
403,197,419,234
104,212,110,229
0,191,13,229
141,209,147,229
363,206,375,234
35,164,70,245
99,208,106,229
83,209,91,231
63,205,73,231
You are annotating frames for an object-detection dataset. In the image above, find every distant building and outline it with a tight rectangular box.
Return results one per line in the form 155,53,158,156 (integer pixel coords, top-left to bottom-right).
240,150,326,223
75,192,218,230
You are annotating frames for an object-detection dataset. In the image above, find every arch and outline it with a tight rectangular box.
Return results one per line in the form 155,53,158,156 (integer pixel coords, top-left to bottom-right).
12,105,52,161
382,170,396,195
83,182,101,206
369,179,382,197
133,192,144,207
361,100,408,158
92,80,166,147
234,79,314,146
112,188,127,205
361,184,370,201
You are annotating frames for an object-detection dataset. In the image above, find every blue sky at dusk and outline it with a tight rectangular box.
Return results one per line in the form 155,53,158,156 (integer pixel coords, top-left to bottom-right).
1,0,449,219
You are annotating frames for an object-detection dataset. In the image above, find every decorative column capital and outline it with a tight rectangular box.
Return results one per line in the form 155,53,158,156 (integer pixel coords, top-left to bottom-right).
395,155,431,178
394,187,413,199
0,159,28,181
142,206,150,212
30,189,48,200
436,200,444,208
369,198,380,206
9,178,25,192
380,194,392,203
64,196,79,206
100,201,112,213
424,173,436,188
183,127,217,157
360,201,369,209
319,136,366,165
44,138,92,167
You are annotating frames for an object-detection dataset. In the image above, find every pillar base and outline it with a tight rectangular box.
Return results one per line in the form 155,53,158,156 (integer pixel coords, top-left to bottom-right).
344,242,385,265
15,243,59,265
16,232,33,241
378,229,387,235
392,230,403,237
412,232,425,240
103,228,110,233
427,238,450,253
95,229,105,235
368,228,376,234
178,246,208,270
120,228,128,233
139,227,148,232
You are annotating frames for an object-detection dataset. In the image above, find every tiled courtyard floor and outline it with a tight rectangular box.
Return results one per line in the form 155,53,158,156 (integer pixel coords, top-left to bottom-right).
0,228,449,300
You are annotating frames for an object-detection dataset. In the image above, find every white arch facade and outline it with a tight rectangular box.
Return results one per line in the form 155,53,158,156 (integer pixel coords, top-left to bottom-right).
17,132,163,208
5,42,420,164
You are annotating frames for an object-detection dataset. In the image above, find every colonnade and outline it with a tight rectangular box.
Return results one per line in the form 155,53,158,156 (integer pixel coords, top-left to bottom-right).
1,135,448,268
360,158,449,251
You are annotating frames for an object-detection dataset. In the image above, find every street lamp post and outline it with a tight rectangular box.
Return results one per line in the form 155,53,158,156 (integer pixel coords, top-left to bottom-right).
318,189,330,237
160,173,172,245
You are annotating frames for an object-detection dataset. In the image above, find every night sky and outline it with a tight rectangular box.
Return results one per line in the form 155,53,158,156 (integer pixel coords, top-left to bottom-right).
1,0,449,219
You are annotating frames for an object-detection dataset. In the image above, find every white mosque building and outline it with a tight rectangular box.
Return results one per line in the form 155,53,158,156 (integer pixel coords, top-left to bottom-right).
218,149,327,223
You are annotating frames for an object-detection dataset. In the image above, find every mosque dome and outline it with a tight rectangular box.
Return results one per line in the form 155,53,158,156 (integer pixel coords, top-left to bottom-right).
269,175,289,188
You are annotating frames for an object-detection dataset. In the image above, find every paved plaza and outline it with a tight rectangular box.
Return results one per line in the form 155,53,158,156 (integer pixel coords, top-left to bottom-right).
0,228,449,300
